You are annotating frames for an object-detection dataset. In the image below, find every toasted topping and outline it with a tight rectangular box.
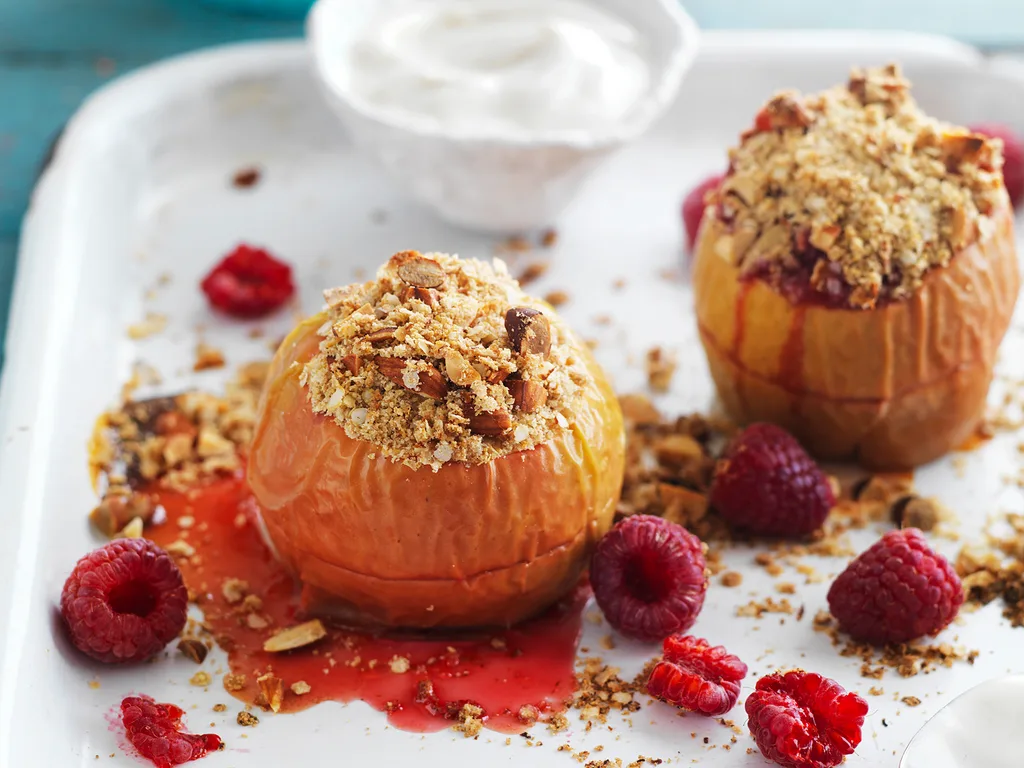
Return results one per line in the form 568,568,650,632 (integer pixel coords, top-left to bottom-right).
262,619,327,653
303,251,591,470
717,65,1008,309
256,673,284,713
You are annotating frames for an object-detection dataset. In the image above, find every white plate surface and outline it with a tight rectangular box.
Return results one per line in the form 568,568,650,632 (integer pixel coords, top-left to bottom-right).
2,32,1024,767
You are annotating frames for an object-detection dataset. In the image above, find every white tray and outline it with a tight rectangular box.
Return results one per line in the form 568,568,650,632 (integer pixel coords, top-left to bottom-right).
3,31,1024,768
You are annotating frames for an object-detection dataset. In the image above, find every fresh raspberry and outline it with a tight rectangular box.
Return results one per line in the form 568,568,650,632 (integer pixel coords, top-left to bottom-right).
682,174,724,251
590,515,708,641
646,635,747,716
61,539,188,663
709,423,834,537
827,528,963,645
969,123,1024,208
121,695,223,768
200,243,295,318
745,670,867,768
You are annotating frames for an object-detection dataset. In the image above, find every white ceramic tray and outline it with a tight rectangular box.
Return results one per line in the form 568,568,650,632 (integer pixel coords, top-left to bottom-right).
3,31,1024,768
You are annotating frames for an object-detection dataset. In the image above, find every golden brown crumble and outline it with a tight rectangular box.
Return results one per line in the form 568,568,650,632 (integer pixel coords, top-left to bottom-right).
303,251,591,470
452,703,485,738
190,671,211,687
193,342,226,372
236,711,259,727
715,64,1008,309
88,361,267,500
644,348,676,393
224,673,247,692
957,513,1024,627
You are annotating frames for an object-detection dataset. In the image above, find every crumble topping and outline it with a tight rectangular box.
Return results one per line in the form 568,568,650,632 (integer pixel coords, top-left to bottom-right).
302,251,591,470
716,64,1008,309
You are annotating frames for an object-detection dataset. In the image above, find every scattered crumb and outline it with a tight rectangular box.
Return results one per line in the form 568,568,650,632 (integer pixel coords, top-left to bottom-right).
236,711,259,727
193,342,226,372
452,703,485,738
645,348,677,393
224,673,247,691
545,290,571,307
190,671,212,687
541,229,558,248
127,313,168,340
518,262,549,285
291,681,311,695
232,167,261,188
901,696,922,707
720,571,743,588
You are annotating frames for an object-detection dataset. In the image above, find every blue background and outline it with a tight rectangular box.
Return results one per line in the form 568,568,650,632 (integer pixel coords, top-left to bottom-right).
1,0,1023,365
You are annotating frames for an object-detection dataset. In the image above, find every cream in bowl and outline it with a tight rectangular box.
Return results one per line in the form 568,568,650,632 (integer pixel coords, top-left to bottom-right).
308,0,699,232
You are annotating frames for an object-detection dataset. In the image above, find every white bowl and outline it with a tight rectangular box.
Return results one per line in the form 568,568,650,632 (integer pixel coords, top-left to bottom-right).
307,0,700,233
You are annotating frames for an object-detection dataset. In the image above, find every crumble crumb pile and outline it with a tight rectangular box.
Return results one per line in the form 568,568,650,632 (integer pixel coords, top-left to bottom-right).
302,251,591,470
715,64,1008,309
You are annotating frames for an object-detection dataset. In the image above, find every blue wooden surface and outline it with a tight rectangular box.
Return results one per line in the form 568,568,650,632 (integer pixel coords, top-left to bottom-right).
2,0,1024,368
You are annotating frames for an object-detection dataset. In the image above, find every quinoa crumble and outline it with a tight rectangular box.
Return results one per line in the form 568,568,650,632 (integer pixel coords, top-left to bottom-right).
715,64,1008,309
302,251,592,470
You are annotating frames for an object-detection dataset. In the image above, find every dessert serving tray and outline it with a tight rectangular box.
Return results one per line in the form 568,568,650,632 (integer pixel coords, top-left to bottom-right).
3,32,1024,767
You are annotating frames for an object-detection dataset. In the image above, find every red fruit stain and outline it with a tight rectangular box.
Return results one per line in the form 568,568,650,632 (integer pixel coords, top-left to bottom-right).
145,476,585,733
120,696,223,768
200,244,295,319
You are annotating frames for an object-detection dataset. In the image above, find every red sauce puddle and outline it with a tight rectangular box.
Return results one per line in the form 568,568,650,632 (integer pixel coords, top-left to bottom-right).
147,476,585,733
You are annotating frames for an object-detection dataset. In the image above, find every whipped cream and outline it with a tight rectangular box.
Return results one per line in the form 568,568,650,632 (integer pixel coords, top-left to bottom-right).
344,0,652,137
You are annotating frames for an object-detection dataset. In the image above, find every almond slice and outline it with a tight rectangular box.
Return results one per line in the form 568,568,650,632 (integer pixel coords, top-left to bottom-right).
341,355,361,375
396,255,445,288
401,285,440,307
469,409,512,436
363,326,398,343
263,619,327,653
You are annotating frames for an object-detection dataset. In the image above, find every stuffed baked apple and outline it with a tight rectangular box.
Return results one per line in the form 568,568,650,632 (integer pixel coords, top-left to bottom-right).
693,65,1019,470
248,251,625,629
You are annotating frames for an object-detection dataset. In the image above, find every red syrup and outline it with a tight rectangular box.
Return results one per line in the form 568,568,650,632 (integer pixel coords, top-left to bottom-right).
120,696,223,768
146,476,587,733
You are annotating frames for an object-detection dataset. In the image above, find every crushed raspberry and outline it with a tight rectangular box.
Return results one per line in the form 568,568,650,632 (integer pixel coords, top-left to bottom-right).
682,174,724,251
827,528,963,645
970,123,1024,208
709,423,834,537
745,670,867,768
60,539,188,663
200,244,295,318
121,696,223,768
590,515,708,641
646,635,747,716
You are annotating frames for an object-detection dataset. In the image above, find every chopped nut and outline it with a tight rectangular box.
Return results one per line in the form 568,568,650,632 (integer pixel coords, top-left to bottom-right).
165,540,196,558
290,681,311,696
396,254,445,288
374,357,448,400
257,673,284,713
193,342,226,371
468,409,513,437
246,614,269,630
113,517,144,539
504,307,551,356
89,492,157,538
177,638,209,664
517,262,549,286
507,379,548,413
263,619,327,653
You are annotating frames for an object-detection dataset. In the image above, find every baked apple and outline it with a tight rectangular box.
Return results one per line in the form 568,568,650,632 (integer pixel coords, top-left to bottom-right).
248,251,625,629
693,65,1020,470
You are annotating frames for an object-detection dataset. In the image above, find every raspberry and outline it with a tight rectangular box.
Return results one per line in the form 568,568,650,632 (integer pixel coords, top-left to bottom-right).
969,123,1024,208
121,696,223,768
61,539,188,663
646,635,747,716
682,174,723,251
200,243,295,318
827,528,963,645
709,423,834,537
745,670,867,768
590,515,708,641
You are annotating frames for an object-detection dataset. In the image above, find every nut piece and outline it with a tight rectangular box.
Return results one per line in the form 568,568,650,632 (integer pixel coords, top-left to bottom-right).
263,619,327,653
374,357,448,399
401,285,440,307
257,673,284,713
444,350,481,386
469,410,513,437
506,379,548,413
237,711,259,727
341,355,361,375
363,326,397,344
89,491,157,538
177,638,209,664
504,307,551,356
396,255,445,288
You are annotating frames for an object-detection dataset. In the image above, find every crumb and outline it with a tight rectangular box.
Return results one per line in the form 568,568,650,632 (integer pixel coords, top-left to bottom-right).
518,262,549,285
389,656,410,674
232,167,261,188
720,571,743,587
452,703,485,738
224,673,247,692
190,671,211,687
541,229,558,248
901,695,922,707
193,342,226,372
545,290,571,307
645,348,677,393
127,313,168,340
236,711,259,727
213,704,227,712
